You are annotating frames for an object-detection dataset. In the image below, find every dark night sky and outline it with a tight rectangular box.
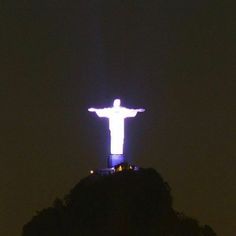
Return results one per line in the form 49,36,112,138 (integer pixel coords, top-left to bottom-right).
1,1,235,235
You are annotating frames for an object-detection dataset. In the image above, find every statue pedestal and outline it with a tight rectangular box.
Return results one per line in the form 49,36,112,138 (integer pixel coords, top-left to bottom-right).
108,154,124,168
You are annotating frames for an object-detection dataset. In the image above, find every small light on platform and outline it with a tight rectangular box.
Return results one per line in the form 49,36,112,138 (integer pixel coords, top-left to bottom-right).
90,170,94,174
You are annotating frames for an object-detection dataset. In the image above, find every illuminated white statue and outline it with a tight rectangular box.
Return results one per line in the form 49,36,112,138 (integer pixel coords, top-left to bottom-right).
88,99,145,155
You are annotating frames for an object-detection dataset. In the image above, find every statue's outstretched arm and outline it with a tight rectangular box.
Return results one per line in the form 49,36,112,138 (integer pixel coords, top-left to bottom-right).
88,108,109,117
136,108,145,112
88,108,97,112
124,108,145,117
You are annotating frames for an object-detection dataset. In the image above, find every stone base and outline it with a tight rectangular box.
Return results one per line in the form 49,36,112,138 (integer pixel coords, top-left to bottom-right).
107,154,124,168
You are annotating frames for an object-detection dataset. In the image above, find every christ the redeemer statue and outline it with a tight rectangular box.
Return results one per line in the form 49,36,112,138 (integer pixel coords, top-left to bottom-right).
88,99,145,155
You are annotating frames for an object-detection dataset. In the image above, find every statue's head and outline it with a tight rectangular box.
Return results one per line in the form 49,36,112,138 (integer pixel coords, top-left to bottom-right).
113,99,121,108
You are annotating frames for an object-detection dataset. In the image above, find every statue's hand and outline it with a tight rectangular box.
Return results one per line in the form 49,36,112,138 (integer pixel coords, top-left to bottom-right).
88,108,96,112
137,108,145,112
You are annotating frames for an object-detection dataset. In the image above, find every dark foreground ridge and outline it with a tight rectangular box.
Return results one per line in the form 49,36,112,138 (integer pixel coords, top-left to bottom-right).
22,168,217,236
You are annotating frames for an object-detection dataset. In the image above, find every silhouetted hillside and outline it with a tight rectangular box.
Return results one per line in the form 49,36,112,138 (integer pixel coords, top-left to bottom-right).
22,168,217,236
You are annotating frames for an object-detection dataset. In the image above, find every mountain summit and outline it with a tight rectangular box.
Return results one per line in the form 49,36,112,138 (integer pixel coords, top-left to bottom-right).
22,168,216,236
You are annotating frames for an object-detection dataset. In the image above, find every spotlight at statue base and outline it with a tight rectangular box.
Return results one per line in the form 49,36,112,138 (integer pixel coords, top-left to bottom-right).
108,154,125,168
